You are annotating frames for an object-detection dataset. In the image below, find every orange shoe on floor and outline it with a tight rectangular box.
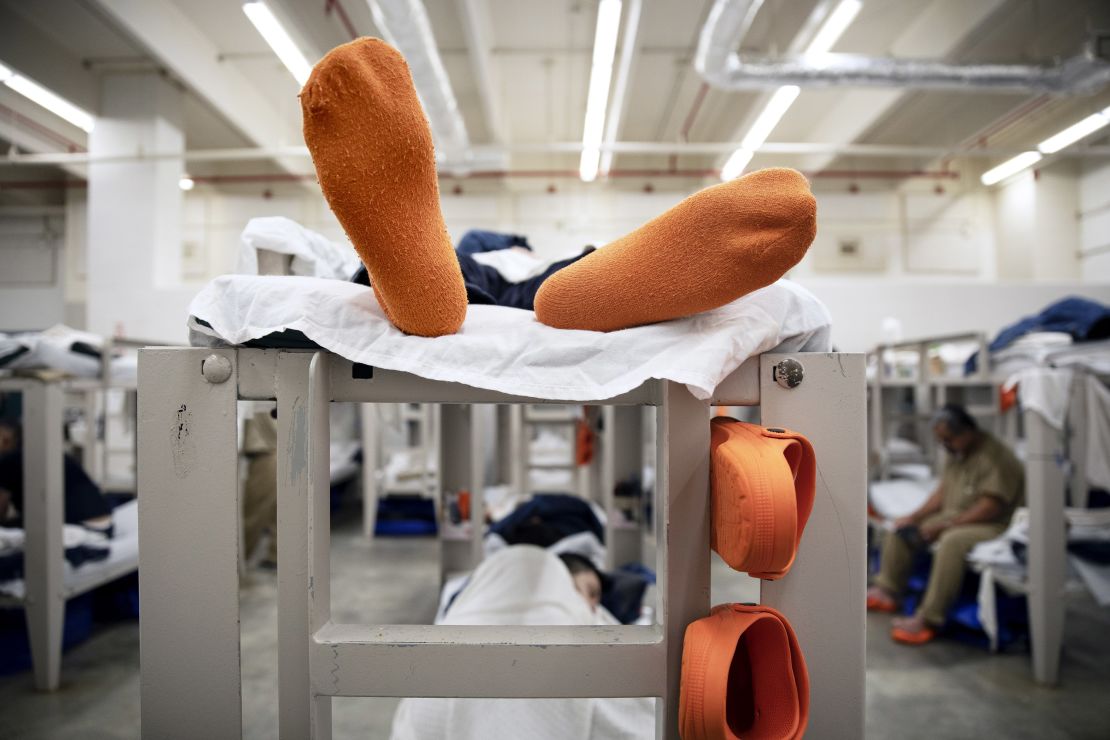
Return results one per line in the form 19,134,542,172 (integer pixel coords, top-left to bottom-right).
891,625,937,645
710,418,816,579
866,592,898,613
680,604,809,740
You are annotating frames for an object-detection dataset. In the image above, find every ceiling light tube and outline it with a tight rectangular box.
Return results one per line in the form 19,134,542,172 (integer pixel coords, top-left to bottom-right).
599,0,641,177
243,1,312,86
1037,111,1110,154
721,0,861,180
980,150,1042,186
0,60,95,133
805,0,863,56
579,0,623,182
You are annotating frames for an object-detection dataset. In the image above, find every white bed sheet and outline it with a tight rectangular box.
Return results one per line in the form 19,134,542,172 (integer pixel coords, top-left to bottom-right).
188,274,831,402
0,500,139,600
391,546,653,740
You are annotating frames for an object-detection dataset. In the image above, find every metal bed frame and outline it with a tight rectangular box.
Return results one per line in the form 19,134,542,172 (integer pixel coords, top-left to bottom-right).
0,372,141,691
137,346,865,739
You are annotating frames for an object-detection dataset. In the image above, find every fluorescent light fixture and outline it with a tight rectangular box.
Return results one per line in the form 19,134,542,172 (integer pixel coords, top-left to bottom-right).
720,148,755,181
0,60,95,133
720,0,860,180
805,0,862,55
599,0,641,177
1037,111,1110,154
579,0,623,182
740,85,801,151
178,176,196,191
243,1,312,86
980,150,1042,186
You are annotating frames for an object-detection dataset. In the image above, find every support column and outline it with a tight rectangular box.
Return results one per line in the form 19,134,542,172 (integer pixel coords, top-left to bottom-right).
87,72,193,342
760,353,867,740
22,380,65,692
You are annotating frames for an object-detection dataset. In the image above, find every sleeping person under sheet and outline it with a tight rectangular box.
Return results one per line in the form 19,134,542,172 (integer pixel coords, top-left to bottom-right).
390,546,655,740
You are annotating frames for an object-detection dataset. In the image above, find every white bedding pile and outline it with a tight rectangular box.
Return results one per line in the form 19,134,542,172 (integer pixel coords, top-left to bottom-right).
391,546,654,740
188,274,831,402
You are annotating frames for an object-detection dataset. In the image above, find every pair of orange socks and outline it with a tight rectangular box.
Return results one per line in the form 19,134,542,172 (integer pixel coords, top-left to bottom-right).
680,604,809,740
710,418,816,580
302,38,817,337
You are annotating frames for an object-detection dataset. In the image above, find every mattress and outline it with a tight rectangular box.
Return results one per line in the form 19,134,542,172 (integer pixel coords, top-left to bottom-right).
187,274,832,402
0,500,139,600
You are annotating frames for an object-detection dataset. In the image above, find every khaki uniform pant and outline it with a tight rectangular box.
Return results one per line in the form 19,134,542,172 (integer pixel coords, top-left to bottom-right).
242,411,278,563
874,513,1005,627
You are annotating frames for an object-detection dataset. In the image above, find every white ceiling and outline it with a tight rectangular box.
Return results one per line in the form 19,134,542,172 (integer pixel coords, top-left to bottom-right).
1,0,1110,189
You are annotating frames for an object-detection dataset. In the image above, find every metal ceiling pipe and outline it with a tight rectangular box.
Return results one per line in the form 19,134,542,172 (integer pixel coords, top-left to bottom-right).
366,0,471,165
696,0,1110,94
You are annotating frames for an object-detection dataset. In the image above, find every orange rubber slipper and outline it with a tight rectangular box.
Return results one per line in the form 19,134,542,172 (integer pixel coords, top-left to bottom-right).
709,418,816,579
680,604,809,740
891,625,936,645
866,593,898,613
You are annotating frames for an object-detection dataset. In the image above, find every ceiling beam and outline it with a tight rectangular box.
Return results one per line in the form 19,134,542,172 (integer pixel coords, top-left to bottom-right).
459,0,504,144
89,0,304,175
789,0,1007,174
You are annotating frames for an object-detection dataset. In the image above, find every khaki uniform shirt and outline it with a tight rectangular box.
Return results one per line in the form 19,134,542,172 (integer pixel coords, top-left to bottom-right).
940,432,1024,524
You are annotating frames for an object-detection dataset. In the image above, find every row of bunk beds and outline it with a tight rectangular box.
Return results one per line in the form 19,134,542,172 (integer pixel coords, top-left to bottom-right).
866,297,1110,685
0,327,149,690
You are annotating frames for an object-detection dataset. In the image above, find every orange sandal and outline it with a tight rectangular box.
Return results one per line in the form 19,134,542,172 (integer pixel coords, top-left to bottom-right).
680,604,809,740
891,625,936,645
710,419,816,579
866,593,898,613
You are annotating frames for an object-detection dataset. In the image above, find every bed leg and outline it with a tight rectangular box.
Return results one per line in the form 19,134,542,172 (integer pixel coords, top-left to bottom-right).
1024,407,1066,686
23,380,65,692
759,353,867,740
602,405,644,570
138,347,242,738
655,383,711,740
438,404,484,580
360,403,380,539
277,351,334,739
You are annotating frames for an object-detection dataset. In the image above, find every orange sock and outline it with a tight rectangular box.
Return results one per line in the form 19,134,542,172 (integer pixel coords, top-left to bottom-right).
301,38,467,337
534,168,816,332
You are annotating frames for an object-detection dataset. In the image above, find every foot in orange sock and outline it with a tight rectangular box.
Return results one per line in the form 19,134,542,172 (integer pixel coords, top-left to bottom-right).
534,168,816,332
301,38,467,337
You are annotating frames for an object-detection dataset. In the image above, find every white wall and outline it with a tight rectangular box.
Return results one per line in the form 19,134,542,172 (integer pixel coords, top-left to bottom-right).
1079,159,1110,281
796,278,1110,352
0,208,66,331
993,161,1080,280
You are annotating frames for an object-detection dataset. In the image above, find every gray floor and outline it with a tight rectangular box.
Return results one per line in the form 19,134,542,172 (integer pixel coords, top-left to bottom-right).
2,506,1108,739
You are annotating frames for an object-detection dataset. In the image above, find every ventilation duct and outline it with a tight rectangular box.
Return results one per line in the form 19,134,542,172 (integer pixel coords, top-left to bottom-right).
696,0,1110,94
366,0,473,167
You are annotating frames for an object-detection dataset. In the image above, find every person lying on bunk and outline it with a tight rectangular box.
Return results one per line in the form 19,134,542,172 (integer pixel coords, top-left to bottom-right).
391,546,654,740
866,404,1025,645
0,420,115,537
301,37,817,337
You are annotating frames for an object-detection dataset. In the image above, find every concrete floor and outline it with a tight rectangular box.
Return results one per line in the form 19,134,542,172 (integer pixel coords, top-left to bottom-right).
2,505,1109,739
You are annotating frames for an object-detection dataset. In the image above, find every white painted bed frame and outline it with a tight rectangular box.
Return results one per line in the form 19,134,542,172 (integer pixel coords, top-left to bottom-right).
0,375,141,692
137,347,866,739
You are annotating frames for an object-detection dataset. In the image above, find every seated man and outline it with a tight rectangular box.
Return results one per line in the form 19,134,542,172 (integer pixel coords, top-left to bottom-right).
866,404,1024,644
